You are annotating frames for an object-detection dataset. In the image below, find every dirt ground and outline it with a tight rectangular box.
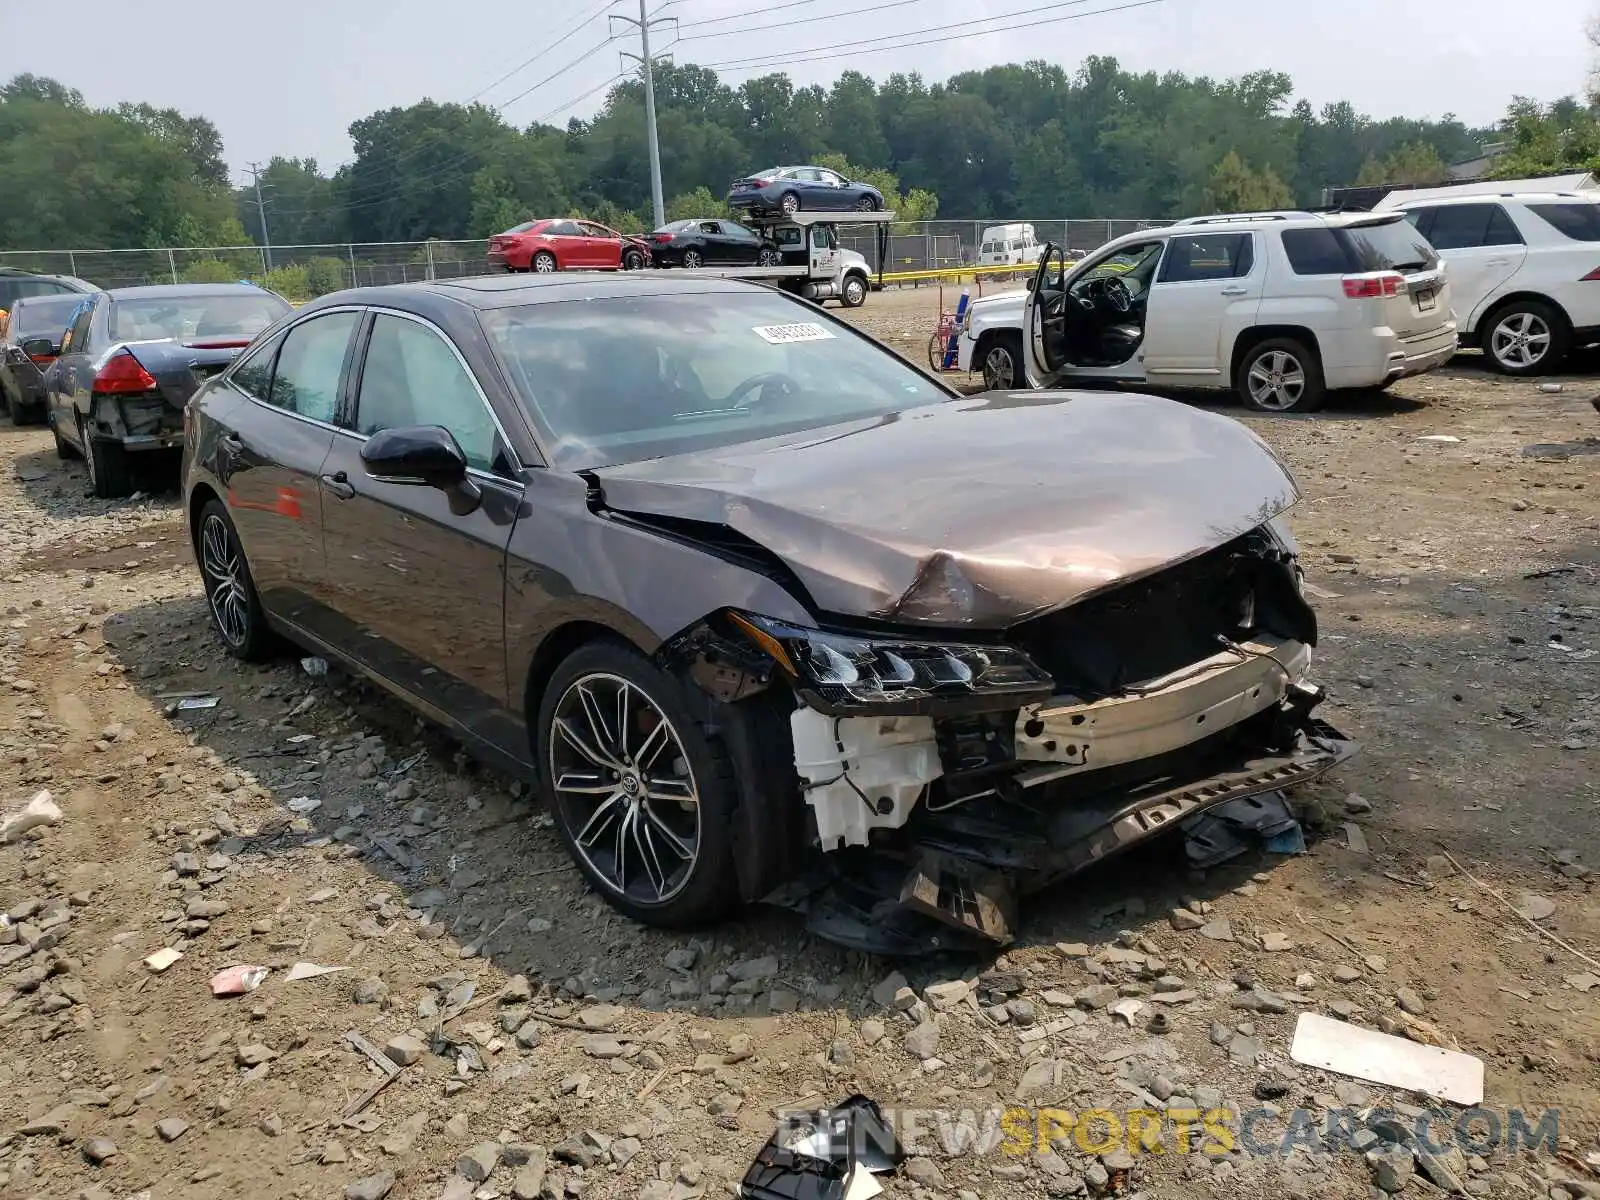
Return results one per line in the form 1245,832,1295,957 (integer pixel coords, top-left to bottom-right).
2,284,1599,1200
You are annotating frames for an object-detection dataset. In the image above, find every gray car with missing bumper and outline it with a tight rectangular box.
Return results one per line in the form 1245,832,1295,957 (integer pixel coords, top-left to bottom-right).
178,272,1354,955
46,283,291,498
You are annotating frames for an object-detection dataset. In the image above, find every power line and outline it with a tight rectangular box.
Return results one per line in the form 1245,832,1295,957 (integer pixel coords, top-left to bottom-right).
699,0,1160,73
677,0,823,29
469,0,619,101
678,0,923,42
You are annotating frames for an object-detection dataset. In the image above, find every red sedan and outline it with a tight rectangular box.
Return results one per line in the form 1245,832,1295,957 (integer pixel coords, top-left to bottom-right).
487,219,649,273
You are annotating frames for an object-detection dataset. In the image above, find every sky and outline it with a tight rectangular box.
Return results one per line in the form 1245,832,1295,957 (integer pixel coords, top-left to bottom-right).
2,0,1591,184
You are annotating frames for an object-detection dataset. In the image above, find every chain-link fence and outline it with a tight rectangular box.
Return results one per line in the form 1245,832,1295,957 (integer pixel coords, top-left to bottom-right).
0,219,1169,300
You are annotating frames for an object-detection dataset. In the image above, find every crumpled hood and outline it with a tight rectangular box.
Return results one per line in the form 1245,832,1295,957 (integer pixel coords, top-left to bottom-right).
590,390,1300,628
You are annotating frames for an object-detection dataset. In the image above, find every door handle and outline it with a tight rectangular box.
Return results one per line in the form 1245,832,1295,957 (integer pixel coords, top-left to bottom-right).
320,471,355,500
1220,287,1249,296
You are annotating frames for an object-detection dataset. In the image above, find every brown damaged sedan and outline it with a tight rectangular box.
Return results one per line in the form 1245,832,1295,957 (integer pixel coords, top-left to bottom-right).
180,273,1355,955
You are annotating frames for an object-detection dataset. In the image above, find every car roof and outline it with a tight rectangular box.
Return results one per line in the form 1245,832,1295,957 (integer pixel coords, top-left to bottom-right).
0,269,99,290
309,272,775,313
103,283,284,300
1384,190,1598,206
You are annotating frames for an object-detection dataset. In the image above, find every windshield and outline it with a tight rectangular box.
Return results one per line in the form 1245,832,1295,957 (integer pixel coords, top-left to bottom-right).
108,292,289,342
1343,218,1439,272
14,295,83,338
480,290,957,470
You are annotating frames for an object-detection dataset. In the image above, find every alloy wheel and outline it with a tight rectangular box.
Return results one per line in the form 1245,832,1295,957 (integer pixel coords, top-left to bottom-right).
781,193,799,215
534,253,557,274
682,250,702,269
983,343,1016,390
78,417,97,489
548,672,701,905
1246,350,1306,412
856,197,876,211
758,248,778,266
199,513,250,648
1489,311,1551,371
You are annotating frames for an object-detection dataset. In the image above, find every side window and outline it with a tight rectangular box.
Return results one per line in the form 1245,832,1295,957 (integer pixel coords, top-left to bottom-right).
818,171,844,187
65,302,94,356
230,331,286,402
810,226,836,249
1280,228,1353,275
355,315,501,473
547,221,581,237
1483,205,1525,246
1157,233,1255,283
1423,204,1499,251
579,222,614,239
725,223,756,241
267,311,358,422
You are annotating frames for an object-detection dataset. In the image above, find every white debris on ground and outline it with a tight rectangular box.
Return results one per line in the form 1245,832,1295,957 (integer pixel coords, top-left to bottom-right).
1,311,1598,1199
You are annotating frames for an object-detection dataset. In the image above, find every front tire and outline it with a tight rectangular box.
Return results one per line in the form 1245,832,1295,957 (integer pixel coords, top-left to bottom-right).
81,416,131,498
623,248,645,271
855,195,880,212
195,500,275,661
1483,300,1568,376
981,331,1024,391
532,251,558,274
840,274,867,308
52,409,78,459
1236,337,1326,413
537,641,739,928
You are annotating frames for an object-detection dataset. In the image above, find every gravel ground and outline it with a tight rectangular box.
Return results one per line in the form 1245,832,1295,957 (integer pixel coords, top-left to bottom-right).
1,287,1598,1200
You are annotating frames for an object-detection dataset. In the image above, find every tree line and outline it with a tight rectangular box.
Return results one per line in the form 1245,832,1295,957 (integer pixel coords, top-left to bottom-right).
2,53,1598,255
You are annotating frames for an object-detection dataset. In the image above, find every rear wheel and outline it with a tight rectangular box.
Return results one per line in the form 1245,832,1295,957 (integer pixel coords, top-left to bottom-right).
1483,300,1568,375
779,192,800,216
196,499,275,661
1236,337,1326,414
538,640,739,927
981,331,1025,391
533,251,558,274
80,416,131,498
681,249,703,269
757,247,779,267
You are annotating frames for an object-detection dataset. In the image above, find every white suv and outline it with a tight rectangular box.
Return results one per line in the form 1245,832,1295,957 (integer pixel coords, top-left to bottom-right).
1373,191,1600,375
955,210,1457,412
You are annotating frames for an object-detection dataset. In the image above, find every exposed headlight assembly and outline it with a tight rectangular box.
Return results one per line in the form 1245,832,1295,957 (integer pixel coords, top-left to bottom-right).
727,611,1054,717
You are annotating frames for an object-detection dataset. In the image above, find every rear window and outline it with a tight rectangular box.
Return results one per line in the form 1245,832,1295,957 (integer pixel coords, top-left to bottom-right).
0,278,73,307
109,292,290,342
1343,219,1438,272
1281,220,1438,275
14,295,84,337
1527,203,1600,242
500,222,538,235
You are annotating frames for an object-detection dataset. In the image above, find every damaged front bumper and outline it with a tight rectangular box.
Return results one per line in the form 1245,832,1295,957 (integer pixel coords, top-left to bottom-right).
767,707,1355,956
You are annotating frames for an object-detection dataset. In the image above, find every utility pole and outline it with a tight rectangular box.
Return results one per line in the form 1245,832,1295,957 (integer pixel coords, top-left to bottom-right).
246,162,274,270
611,1,677,229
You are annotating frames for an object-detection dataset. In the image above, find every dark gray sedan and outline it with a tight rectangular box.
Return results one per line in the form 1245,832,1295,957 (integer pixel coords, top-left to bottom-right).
1,293,84,424
46,283,291,497
181,273,1354,953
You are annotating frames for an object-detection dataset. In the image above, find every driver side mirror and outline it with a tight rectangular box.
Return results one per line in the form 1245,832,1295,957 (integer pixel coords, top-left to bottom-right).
20,337,56,359
361,425,468,489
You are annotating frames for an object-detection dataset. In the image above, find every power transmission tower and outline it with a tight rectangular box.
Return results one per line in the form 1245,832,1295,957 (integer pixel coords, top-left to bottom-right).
610,1,678,229
246,161,274,271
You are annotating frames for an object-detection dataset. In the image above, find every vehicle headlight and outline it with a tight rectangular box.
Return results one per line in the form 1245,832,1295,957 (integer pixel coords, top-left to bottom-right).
725,611,1053,717
961,309,973,333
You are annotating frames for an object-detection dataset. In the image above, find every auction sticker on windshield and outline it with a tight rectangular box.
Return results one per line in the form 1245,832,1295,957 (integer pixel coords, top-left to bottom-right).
752,322,836,344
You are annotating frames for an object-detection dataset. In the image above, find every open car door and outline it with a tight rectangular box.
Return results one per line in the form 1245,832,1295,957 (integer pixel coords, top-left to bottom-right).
1022,243,1072,388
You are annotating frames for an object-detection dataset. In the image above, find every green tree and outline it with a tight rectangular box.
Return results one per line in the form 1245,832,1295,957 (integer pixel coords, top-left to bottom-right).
666,187,729,221
1202,151,1295,212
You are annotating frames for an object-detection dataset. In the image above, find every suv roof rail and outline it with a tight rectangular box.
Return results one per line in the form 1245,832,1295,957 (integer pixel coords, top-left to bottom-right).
1175,210,1320,225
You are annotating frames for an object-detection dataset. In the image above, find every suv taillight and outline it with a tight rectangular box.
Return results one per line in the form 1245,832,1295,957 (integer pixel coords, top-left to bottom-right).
1341,272,1406,299
92,348,158,394
1344,272,1408,300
